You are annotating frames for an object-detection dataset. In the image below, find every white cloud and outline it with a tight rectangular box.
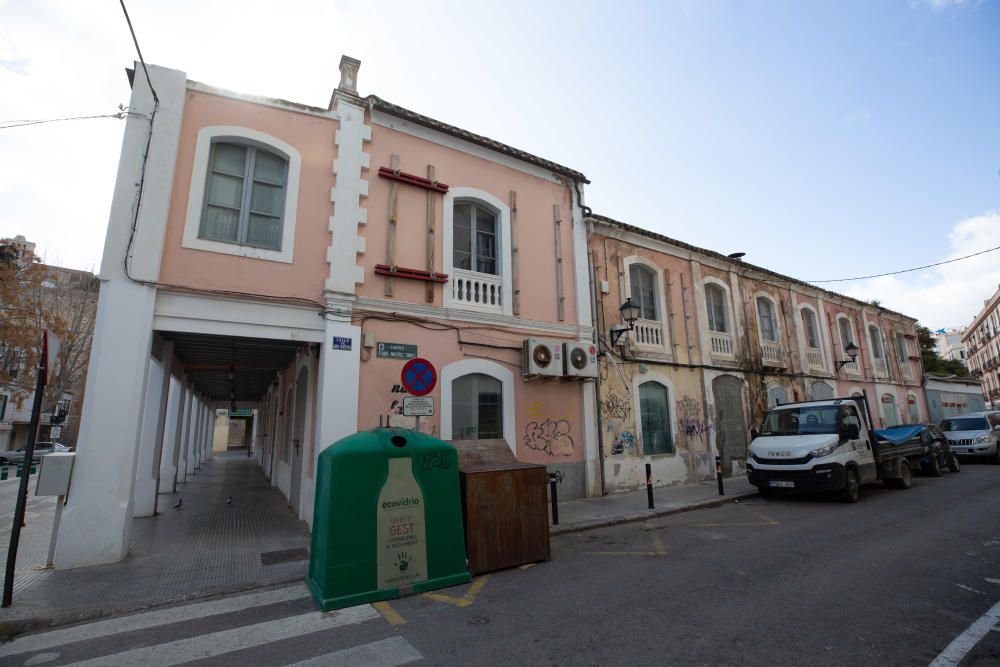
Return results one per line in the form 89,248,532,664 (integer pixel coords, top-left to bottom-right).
919,0,970,10
843,212,1000,328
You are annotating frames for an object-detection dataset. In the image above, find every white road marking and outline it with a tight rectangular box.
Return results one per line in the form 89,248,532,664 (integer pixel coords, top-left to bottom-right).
63,605,379,667
985,578,1000,585
956,583,988,596
0,583,311,657
23,653,60,665
284,636,422,666
930,598,1000,667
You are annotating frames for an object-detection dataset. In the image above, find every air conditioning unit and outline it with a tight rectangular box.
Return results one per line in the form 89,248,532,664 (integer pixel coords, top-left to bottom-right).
522,339,563,379
563,341,598,379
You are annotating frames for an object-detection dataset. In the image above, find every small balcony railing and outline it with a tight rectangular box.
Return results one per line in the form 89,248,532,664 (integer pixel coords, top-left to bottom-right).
874,358,888,378
633,318,666,351
900,361,912,381
805,347,825,370
709,331,734,357
761,340,783,365
451,269,503,314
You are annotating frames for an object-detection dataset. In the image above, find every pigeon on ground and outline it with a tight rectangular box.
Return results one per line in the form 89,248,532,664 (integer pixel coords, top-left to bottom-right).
225,496,233,506
173,498,183,510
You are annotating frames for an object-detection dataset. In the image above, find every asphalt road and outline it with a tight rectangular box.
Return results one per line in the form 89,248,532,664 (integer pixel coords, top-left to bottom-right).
1,463,998,666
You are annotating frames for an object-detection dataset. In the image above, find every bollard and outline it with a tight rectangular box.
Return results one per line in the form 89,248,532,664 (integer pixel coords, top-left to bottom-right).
646,463,654,509
715,455,725,496
548,473,560,526
0,465,6,481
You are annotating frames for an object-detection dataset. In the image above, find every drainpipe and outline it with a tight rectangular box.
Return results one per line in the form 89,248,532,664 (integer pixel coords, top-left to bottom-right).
588,244,607,495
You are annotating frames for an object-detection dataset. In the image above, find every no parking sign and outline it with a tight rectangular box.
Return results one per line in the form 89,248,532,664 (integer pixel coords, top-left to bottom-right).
401,358,436,397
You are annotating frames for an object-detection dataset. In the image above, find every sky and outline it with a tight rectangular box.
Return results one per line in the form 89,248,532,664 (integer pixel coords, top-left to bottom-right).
1,0,997,330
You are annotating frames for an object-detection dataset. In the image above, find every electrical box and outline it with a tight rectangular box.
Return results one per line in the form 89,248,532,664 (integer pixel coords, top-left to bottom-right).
35,452,74,497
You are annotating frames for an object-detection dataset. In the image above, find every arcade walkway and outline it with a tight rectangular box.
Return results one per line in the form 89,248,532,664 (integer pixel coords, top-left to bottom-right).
0,452,310,629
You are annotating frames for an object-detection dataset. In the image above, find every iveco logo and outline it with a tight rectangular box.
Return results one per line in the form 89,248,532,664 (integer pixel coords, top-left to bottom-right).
767,450,792,457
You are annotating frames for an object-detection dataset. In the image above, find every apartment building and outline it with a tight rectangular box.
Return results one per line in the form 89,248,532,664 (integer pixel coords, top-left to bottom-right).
963,285,1000,408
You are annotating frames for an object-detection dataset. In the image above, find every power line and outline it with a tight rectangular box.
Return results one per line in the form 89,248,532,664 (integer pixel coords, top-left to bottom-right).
0,112,136,130
807,244,1000,283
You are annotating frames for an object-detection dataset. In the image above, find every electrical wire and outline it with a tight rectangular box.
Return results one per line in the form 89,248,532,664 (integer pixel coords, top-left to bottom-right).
0,111,144,130
807,245,1000,283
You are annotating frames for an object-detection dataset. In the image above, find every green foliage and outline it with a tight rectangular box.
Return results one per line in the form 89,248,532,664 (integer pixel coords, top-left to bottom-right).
917,324,970,378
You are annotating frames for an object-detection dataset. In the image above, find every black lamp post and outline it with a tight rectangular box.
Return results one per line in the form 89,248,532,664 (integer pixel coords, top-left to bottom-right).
610,297,641,346
835,341,860,371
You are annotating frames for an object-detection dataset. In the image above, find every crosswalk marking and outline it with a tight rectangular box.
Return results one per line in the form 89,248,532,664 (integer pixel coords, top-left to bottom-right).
62,605,379,667
284,637,422,666
0,584,311,658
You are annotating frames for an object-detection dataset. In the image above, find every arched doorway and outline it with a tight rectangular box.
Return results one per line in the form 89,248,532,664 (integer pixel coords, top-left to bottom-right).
880,393,899,428
713,375,747,472
767,384,788,408
811,381,834,401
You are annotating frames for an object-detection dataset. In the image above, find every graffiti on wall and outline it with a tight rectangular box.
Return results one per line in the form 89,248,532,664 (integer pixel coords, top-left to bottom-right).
676,395,712,441
600,392,631,421
609,430,635,455
523,419,575,456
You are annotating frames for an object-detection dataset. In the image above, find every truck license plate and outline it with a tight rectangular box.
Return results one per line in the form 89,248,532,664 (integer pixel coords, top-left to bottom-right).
768,480,795,488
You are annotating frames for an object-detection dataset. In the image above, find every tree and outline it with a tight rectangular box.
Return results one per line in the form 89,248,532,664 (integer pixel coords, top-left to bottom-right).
0,238,99,442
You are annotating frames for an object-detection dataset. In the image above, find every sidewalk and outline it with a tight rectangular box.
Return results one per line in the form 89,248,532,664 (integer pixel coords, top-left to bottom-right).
0,460,757,639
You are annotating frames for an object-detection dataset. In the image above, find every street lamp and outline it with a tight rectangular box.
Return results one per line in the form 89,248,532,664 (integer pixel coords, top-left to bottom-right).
835,341,860,371
610,297,641,346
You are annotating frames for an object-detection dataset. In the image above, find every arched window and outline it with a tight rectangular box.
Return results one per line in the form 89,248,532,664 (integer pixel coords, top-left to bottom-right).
628,264,658,320
838,317,854,349
638,381,673,455
756,297,778,342
183,126,301,263
451,373,503,440
869,325,884,359
199,142,288,250
453,201,498,275
705,283,728,333
801,309,820,349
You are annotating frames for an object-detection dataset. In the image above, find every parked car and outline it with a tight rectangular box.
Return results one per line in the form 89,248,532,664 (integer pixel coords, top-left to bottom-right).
0,442,72,465
876,423,959,475
940,412,1000,464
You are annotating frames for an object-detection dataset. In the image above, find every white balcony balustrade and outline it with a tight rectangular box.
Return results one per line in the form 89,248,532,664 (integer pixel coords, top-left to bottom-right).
451,269,503,314
805,348,825,370
900,361,912,381
632,318,666,352
709,331,734,357
761,340,783,365
874,358,888,378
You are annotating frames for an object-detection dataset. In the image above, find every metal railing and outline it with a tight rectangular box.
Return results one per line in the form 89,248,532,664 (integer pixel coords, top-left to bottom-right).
451,268,503,314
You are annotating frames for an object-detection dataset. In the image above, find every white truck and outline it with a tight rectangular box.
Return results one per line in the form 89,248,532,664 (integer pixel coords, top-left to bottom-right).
746,396,927,503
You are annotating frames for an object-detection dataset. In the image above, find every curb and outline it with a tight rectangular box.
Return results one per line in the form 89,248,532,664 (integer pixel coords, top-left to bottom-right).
550,488,760,536
0,574,305,642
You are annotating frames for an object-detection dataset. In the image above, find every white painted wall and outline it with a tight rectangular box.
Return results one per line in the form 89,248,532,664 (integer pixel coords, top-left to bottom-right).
56,63,188,568
133,357,163,517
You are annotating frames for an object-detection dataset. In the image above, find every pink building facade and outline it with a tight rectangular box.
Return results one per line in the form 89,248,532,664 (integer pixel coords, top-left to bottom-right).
588,216,928,492
57,58,596,568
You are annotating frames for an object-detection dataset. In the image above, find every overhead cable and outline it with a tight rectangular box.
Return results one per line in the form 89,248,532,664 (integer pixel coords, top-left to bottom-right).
807,244,1000,283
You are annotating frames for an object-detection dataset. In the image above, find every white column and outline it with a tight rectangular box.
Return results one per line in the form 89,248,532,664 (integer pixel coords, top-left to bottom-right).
159,377,180,489
55,64,187,569
133,356,164,517
197,403,206,466
187,396,200,475
205,405,215,461
314,321,360,490
176,387,193,485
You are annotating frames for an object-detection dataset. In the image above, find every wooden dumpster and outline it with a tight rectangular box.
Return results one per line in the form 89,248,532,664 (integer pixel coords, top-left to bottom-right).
452,440,550,575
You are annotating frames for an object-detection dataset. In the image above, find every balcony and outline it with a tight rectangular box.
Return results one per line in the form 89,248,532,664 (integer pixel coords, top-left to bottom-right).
805,347,825,370
874,358,888,378
632,318,667,353
451,268,503,314
900,361,912,381
709,331,735,358
761,341,784,366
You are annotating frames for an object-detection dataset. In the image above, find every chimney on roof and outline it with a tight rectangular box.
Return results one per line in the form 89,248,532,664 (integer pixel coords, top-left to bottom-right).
338,56,360,95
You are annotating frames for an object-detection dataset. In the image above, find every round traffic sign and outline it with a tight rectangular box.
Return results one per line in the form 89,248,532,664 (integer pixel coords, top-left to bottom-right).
401,358,437,397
